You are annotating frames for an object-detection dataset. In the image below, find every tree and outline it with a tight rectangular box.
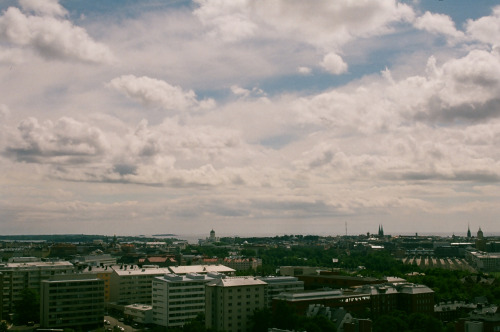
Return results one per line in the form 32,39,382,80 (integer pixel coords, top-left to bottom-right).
250,308,272,332
14,288,40,324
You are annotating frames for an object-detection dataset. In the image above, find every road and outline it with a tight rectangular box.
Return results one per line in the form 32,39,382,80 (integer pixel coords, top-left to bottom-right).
105,315,138,332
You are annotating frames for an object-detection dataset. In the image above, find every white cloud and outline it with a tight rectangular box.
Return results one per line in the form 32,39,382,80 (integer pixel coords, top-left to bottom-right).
109,75,216,112
466,6,500,46
321,52,348,75
0,6,114,63
298,66,312,75
19,0,68,18
231,85,250,97
414,11,465,41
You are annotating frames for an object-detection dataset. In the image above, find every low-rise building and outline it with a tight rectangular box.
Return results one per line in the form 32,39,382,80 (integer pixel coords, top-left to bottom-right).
124,304,153,324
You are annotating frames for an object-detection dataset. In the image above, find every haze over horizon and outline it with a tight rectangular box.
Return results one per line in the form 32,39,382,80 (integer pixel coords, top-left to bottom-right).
1,0,500,237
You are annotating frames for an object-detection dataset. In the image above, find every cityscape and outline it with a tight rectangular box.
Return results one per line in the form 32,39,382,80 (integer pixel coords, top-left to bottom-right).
0,227,499,332
2,0,500,331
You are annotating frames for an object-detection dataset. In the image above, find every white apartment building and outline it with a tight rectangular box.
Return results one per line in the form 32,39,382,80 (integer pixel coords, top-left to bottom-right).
205,277,267,332
152,273,218,327
0,260,75,315
109,265,235,305
40,274,104,329
257,276,304,307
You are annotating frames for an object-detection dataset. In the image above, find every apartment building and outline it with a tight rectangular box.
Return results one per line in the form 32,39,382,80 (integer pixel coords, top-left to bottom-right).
40,274,104,329
83,266,113,302
109,265,234,305
152,273,217,327
0,259,75,315
205,277,267,332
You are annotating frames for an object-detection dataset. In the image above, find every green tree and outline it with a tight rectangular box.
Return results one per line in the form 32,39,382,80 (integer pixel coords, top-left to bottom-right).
14,288,40,324
250,308,272,332
0,321,8,332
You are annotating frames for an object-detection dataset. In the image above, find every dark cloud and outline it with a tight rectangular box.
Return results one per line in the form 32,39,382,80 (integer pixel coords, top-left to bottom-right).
415,97,500,124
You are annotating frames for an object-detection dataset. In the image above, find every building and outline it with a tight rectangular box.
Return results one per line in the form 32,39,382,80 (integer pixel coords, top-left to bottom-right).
272,290,371,316
40,274,104,329
279,266,323,277
455,305,500,332
152,273,218,327
467,251,500,272
83,266,113,302
124,304,153,325
223,257,262,271
72,254,117,266
257,276,304,307
0,259,75,315
396,283,435,315
354,284,399,316
109,264,234,305
205,277,267,332
297,274,384,290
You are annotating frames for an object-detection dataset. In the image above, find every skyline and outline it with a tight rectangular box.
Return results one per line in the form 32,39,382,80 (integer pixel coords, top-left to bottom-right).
1,0,500,236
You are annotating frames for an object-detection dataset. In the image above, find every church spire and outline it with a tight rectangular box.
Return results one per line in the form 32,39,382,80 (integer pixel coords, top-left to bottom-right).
467,224,471,239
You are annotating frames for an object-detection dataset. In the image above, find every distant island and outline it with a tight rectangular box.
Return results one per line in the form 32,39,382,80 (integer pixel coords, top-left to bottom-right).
152,234,177,237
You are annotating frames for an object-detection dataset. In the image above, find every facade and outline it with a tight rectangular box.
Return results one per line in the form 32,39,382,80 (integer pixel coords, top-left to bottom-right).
205,277,267,332
223,258,262,271
83,266,113,302
109,266,173,305
355,284,399,316
0,260,75,315
272,290,371,316
297,274,384,290
467,251,500,272
109,264,234,305
395,284,435,315
152,273,216,327
257,276,304,307
40,274,104,329
279,266,322,277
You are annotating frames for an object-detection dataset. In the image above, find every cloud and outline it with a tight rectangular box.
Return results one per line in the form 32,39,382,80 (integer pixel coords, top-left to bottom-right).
465,6,500,46
19,0,68,18
298,66,312,75
109,75,216,111
321,52,348,75
0,6,114,63
414,11,465,41
4,117,109,164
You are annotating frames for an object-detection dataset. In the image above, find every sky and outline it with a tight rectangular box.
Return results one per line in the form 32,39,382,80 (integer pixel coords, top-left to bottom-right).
1,0,500,238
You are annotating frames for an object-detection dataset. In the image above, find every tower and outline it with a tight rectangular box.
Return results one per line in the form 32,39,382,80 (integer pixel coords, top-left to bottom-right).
477,227,483,240
467,224,471,239
378,224,384,237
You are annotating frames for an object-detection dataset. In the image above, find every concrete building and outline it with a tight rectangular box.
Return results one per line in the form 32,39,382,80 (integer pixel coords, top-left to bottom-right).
109,265,234,305
467,251,500,272
152,273,217,327
205,277,267,332
279,266,322,277
83,266,113,302
40,274,104,329
124,304,153,325
223,258,262,271
0,259,75,315
257,276,304,307
273,290,371,316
